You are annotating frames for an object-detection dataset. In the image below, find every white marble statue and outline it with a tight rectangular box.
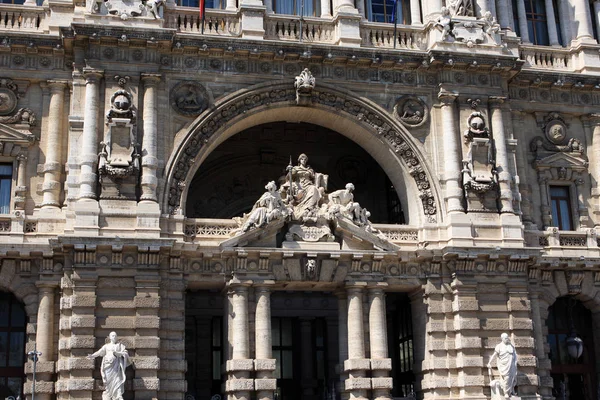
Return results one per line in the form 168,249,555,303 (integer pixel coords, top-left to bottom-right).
487,333,518,399
285,153,327,222
88,332,131,400
328,183,362,221
237,181,289,233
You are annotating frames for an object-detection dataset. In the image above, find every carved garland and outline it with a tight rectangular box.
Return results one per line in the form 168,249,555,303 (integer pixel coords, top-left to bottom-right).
167,86,438,222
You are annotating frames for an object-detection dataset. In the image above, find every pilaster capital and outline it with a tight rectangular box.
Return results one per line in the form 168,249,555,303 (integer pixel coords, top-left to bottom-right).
488,96,508,107
82,68,104,84
438,91,458,105
141,73,162,86
583,113,600,125
16,153,28,162
46,80,68,93
254,282,275,294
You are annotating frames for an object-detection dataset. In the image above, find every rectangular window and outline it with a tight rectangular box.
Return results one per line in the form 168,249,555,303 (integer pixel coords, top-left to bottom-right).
178,0,225,9
0,164,12,215
550,186,573,230
273,0,321,16
367,0,410,23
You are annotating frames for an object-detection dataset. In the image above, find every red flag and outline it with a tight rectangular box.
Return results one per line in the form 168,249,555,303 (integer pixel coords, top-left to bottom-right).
199,0,206,34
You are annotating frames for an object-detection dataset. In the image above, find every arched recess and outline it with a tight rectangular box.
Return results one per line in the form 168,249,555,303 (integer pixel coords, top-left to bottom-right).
536,271,600,400
163,80,442,226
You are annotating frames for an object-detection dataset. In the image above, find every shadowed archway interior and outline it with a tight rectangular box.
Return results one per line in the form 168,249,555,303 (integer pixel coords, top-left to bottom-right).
185,122,405,224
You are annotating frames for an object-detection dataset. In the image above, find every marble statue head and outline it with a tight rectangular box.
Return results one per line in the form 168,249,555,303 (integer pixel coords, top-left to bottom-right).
298,153,308,165
109,331,118,343
501,332,510,344
265,181,277,192
345,183,355,192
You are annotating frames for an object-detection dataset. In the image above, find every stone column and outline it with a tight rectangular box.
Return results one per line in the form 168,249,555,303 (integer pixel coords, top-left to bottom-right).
575,177,587,227
255,286,276,400
334,0,356,14
265,0,273,13
336,291,349,400
495,0,511,29
410,0,422,24
438,92,464,214
140,74,160,203
544,0,561,45
529,290,551,397
321,0,331,17
14,154,27,211
226,0,236,11
515,0,530,42
226,284,253,400
539,177,552,228
42,80,67,209
588,114,600,224
344,286,369,400
595,1,600,40
489,97,514,214
475,0,488,17
571,0,595,40
34,283,57,400
78,69,103,201
368,287,392,400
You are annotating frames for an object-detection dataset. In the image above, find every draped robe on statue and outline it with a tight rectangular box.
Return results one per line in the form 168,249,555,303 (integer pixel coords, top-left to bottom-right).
494,342,517,396
90,342,131,400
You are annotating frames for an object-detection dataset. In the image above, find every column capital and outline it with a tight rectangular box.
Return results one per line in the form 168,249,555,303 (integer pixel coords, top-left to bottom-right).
583,113,600,124
141,73,162,85
16,153,28,162
36,281,59,290
438,91,458,104
82,68,104,83
489,96,508,106
254,283,275,294
46,80,69,93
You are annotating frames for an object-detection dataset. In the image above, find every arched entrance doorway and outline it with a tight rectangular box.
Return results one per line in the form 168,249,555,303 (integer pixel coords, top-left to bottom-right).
185,121,405,224
547,297,597,400
0,291,26,398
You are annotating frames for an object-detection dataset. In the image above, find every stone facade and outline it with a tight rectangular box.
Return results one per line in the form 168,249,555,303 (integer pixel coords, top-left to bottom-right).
0,0,600,398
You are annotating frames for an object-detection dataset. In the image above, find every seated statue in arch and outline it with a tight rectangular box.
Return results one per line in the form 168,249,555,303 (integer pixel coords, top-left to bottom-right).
284,153,328,223
236,181,289,234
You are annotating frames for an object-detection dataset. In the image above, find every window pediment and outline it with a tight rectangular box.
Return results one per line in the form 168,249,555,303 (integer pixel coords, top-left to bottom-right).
534,152,588,174
0,123,36,155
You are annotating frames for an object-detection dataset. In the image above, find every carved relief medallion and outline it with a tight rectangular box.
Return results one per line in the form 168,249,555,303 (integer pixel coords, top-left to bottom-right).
170,82,208,116
0,79,18,116
393,96,428,128
544,113,568,144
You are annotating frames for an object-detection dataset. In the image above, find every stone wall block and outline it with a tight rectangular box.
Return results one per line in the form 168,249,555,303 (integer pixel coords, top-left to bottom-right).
517,355,537,367
513,337,535,348
254,358,276,371
343,358,371,371
452,299,479,312
226,359,254,372
254,378,277,390
455,317,480,330
99,300,135,308
456,356,483,368
225,378,255,392
371,377,393,389
71,295,97,307
135,316,160,329
158,379,186,392
134,336,160,349
510,318,533,330
66,378,95,391
457,375,485,387
100,317,134,330
427,321,445,332
429,339,447,351
71,316,96,328
455,337,482,349
370,358,392,370
344,377,372,390
69,335,96,348
481,318,510,330
59,317,71,331
25,361,55,374
132,356,160,370
60,297,72,310
58,338,70,350
517,374,539,386
133,377,160,390
56,357,94,370
163,339,184,351
508,299,531,311
22,381,54,394
166,318,184,331
134,296,161,308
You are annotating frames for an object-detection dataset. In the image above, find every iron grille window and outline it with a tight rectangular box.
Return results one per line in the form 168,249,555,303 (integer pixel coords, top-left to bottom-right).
272,317,294,380
386,178,406,224
388,293,414,397
0,291,26,399
550,186,573,230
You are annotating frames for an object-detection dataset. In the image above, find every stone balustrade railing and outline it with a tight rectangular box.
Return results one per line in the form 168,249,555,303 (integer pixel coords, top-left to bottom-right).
526,228,598,248
164,7,241,36
264,15,335,43
360,21,426,50
0,4,47,32
519,45,571,71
